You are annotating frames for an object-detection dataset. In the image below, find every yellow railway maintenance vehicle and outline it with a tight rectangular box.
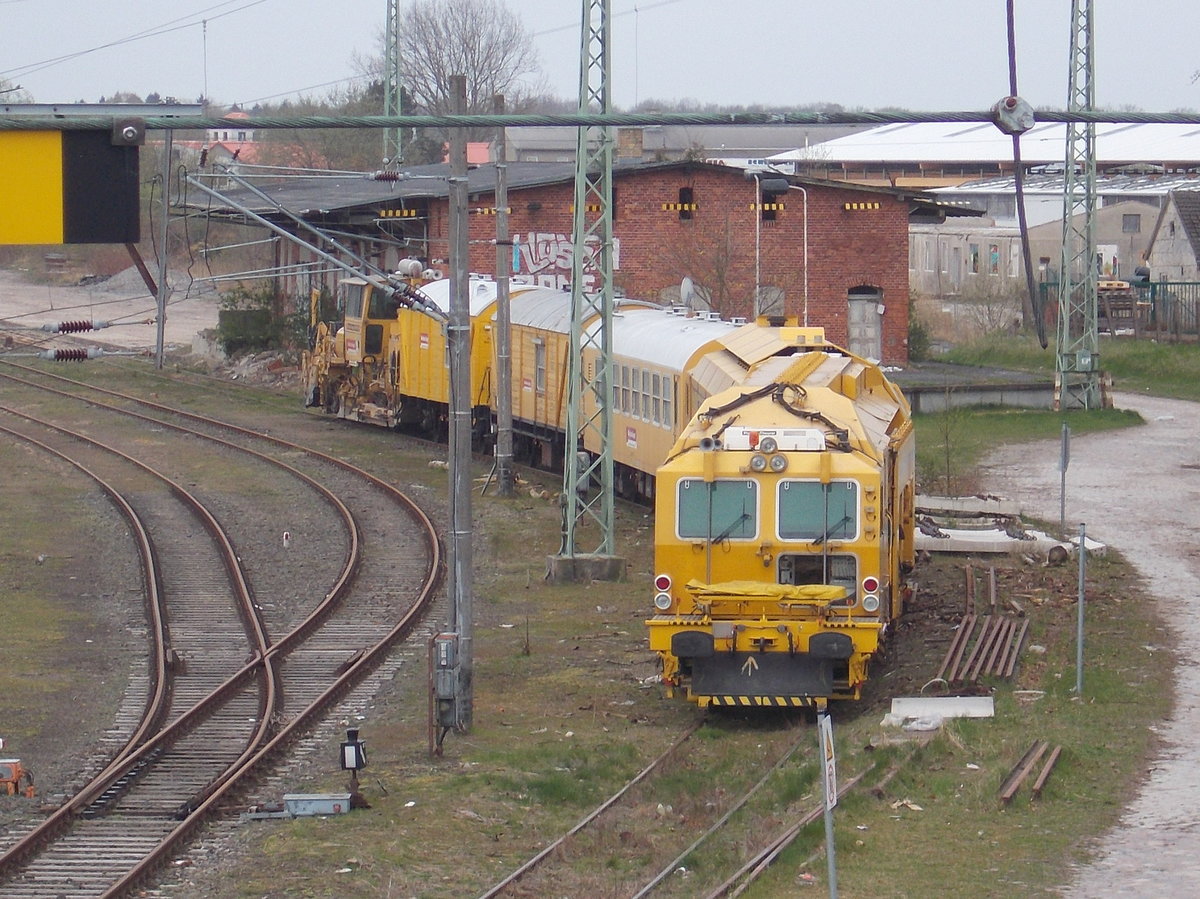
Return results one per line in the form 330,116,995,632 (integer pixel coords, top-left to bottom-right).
304,268,538,440
647,322,916,707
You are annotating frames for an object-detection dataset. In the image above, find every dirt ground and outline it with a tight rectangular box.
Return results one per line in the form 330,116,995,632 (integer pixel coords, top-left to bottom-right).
981,391,1200,898
0,262,224,355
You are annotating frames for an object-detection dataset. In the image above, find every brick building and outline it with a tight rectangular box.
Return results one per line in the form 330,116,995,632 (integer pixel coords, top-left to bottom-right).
198,160,949,365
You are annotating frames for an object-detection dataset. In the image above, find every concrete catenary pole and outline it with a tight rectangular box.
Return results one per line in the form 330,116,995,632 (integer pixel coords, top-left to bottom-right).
493,93,515,497
154,129,172,369
448,74,474,728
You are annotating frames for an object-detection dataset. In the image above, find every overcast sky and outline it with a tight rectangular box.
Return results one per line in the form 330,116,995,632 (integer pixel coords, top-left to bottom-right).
3,0,1198,113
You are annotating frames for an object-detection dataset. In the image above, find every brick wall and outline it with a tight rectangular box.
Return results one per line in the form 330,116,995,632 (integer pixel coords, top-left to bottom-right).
426,165,911,364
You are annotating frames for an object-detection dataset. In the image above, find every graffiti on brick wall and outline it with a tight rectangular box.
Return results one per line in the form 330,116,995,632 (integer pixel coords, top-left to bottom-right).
513,232,621,289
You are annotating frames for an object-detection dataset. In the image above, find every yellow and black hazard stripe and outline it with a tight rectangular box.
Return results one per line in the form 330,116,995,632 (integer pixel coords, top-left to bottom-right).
0,131,140,245
699,695,818,708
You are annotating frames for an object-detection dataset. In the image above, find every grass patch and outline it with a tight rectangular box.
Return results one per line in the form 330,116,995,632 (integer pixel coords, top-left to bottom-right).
940,333,1200,401
747,552,1170,898
913,405,1142,494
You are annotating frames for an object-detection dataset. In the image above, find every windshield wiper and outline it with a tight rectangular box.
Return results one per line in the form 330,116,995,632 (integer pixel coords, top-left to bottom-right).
813,514,852,546
712,511,750,545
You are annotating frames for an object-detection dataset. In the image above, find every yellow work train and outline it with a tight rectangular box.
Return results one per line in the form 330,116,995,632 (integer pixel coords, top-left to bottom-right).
646,323,916,707
302,272,741,499
303,275,917,707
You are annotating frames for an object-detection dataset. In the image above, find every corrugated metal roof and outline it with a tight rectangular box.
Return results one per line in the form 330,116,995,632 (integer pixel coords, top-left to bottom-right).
591,308,739,369
508,285,575,331
768,122,1200,165
187,159,939,220
937,171,1200,197
1171,191,1200,249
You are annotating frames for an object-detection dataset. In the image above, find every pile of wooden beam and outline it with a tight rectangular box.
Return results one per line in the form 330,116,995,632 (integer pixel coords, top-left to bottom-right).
935,613,1030,685
999,740,1063,803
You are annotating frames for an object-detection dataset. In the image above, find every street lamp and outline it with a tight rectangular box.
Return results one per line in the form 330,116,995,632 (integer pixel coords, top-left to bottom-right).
746,173,808,324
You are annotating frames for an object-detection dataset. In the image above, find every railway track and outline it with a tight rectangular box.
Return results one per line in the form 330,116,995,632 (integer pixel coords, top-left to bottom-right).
477,716,823,899
475,709,914,899
0,362,444,897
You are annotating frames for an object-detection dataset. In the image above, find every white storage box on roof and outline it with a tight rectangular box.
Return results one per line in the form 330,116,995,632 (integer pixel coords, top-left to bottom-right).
417,277,539,317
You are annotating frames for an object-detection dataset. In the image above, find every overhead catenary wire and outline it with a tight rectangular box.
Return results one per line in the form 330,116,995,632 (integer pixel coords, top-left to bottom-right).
6,108,1200,134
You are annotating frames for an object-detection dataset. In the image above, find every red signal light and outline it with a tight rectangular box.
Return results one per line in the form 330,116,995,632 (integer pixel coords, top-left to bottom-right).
654,573,672,592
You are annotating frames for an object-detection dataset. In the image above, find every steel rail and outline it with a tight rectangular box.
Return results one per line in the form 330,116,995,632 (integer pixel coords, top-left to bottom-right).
0,365,443,897
0,405,276,891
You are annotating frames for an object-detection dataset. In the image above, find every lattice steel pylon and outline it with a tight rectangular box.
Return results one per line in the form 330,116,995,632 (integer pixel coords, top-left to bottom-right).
382,0,404,165
559,0,616,561
1057,0,1103,409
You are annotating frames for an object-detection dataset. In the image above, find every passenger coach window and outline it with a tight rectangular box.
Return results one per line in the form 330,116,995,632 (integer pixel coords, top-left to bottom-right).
534,341,546,394
778,480,858,541
677,479,757,541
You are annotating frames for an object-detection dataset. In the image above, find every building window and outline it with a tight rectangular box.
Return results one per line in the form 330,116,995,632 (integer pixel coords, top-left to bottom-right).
760,184,784,222
678,186,694,221
1122,214,1141,233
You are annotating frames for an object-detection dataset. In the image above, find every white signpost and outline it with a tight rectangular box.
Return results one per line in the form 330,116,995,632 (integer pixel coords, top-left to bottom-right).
818,709,839,897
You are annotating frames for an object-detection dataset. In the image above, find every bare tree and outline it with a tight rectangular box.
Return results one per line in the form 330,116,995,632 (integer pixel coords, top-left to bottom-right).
660,212,749,317
356,0,548,159
256,83,386,172
0,78,31,102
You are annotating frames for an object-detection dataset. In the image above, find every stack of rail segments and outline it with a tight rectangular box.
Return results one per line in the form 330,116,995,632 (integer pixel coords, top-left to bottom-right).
934,565,1030,687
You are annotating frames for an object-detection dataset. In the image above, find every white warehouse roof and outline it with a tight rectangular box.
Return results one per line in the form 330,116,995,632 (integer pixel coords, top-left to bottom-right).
768,122,1200,166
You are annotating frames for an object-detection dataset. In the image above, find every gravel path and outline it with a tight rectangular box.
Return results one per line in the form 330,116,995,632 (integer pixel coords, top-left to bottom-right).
980,391,1200,897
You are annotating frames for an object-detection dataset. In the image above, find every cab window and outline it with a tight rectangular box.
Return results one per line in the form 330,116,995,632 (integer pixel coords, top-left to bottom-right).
778,480,858,541
344,284,365,318
677,478,757,541
368,286,393,318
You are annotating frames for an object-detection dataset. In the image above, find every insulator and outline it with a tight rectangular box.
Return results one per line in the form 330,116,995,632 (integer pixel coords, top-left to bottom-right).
367,170,402,182
38,347,101,362
43,319,106,334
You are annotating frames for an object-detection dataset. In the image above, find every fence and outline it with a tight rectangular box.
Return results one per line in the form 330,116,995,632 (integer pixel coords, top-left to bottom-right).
1038,281,1200,342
